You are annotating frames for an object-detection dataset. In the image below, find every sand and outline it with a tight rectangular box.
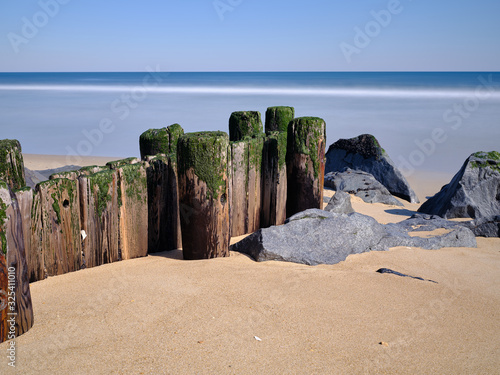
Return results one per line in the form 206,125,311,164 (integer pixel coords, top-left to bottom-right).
1,156,498,374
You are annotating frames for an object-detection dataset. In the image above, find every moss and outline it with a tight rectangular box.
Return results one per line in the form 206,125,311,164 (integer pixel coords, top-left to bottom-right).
178,131,229,200
14,186,32,193
139,123,185,159
0,185,8,255
89,170,115,217
51,193,61,224
470,151,500,172
368,134,386,154
106,157,137,170
287,117,326,179
0,139,26,190
247,134,265,173
79,165,106,176
229,111,263,142
120,163,147,203
265,106,295,133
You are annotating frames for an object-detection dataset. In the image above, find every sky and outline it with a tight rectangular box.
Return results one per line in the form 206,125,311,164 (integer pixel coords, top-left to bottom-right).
0,0,499,72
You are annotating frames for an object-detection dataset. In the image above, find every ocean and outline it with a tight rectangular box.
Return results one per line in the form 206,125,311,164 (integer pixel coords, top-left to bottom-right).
1,72,499,175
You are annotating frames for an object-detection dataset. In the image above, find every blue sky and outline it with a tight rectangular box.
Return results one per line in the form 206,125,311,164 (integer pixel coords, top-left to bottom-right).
0,0,499,72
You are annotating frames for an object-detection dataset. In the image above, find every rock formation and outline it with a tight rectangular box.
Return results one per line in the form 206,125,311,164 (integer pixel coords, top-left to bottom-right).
325,134,419,204
177,132,230,259
0,139,26,190
286,117,326,217
231,209,476,266
324,191,354,214
139,123,184,159
0,181,34,343
418,151,500,220
325,168,403,206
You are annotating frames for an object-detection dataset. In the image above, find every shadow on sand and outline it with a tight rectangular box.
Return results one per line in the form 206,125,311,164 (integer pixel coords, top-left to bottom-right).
385,208,419,217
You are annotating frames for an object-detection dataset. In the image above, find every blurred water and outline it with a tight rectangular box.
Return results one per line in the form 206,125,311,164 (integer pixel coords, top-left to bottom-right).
0,72,499,174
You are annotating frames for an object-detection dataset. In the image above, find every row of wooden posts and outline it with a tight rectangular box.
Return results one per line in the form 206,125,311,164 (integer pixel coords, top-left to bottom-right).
0,106,326,342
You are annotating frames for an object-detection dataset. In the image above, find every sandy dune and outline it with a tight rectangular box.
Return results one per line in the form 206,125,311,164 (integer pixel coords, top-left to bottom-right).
1,156,498,374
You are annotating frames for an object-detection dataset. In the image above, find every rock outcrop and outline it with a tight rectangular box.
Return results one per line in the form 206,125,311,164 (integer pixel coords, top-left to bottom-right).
325,168,403,206
418,151,500,220
0,139,26,190
177,131,230,260
325,134,419,203
324,191,354,214
286,117,326,217
231,209,476,266
0,181,34,343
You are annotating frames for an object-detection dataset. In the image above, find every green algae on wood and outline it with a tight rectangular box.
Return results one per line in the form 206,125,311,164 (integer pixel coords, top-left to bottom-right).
88,170,116,217
177,131,229,200
139,123,185,159
106,157,139,170
0,139,26,190
265,106,295,133
228,111,263,142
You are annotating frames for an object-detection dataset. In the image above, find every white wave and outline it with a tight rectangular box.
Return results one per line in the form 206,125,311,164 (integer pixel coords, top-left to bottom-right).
0,83,499,99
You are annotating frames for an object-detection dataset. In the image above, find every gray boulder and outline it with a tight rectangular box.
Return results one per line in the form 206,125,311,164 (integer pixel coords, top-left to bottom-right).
324,191,354,214
231,209,477,266
418,151,500,220
463,216,500,238
325,134,419,203
325,168,403,206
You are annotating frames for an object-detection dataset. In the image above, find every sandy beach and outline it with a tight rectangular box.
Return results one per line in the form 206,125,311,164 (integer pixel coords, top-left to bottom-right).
1,155,499,374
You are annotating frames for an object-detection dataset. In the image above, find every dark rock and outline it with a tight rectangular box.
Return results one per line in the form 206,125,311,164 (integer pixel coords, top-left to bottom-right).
325,134,419,203
324,191,354,214
376,268,437,283
463,215,500,238
24,168,47,189
231,209,476,266
325,168,403,206
418,151,500,220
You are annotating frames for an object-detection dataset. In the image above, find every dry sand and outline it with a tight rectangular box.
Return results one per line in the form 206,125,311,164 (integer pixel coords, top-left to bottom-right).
1,156,499,374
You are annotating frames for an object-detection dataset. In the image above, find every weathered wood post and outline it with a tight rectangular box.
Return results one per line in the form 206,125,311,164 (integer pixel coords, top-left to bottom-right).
228,111,264,236
0,181,34,343
145,155,182,252
265,106,294,133
177,131,230,260
116,162,148,260
33,178,82,277
261,106,294,228
0,139,26,190
140,124,184,253
286,117,326,217
139,123,184,159
79,170,120,268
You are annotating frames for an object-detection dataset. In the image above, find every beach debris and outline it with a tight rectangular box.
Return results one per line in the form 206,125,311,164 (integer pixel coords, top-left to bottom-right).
325,134,419,203
0,180,34,343
286,117,326,218
325,168,403,206
376,268,437,283
81,230,87,241
254,336,262,341
231,209,476,266
379,341,389,347
419,151,500,222
177,131,230,260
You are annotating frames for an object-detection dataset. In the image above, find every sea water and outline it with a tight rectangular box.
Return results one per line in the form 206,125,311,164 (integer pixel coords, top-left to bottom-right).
0,72,499,174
